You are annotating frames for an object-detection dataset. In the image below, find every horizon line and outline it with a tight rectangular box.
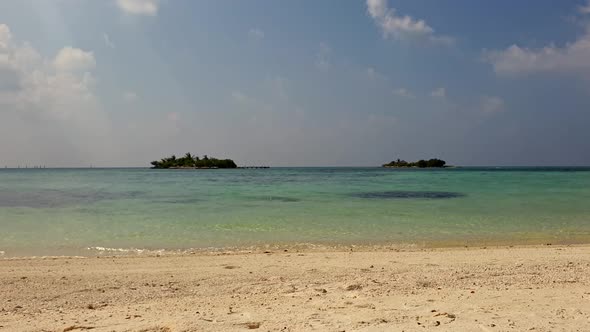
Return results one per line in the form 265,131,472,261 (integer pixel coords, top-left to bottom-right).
2,165,590,169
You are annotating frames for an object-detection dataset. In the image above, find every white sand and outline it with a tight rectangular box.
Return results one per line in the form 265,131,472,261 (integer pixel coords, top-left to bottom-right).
1,245,590,331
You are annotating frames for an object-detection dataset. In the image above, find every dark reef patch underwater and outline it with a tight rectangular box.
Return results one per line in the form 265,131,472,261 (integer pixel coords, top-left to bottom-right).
247,196,301,202
0,189,144,208
353,191,466,199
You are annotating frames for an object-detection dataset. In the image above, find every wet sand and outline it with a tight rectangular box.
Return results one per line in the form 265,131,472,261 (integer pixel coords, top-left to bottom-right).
1,245,590,331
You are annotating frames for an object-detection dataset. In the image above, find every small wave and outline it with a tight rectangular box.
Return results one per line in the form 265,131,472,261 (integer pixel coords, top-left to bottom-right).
86,246,163,255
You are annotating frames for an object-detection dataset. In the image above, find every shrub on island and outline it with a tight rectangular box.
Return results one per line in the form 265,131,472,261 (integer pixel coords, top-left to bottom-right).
151,153,237,169
383,158,446,168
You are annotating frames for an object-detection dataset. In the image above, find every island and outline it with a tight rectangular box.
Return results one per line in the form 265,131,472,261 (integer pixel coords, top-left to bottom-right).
150,153,237,169
382,158,447,168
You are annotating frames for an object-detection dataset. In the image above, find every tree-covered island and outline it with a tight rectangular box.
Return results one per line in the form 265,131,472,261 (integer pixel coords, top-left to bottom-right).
151,153,237,169
382,158,447,168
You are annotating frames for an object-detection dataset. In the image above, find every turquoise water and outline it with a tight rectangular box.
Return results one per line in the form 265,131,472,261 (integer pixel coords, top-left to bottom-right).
1,167,590,256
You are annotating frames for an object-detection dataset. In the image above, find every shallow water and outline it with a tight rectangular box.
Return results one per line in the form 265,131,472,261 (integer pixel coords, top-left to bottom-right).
1,167,590,256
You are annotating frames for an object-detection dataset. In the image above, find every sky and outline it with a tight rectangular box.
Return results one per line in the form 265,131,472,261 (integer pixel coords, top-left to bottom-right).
1,0,590,167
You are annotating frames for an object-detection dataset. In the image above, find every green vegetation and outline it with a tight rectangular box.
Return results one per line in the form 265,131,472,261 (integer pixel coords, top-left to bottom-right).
151,153,237,169
383,158,446,168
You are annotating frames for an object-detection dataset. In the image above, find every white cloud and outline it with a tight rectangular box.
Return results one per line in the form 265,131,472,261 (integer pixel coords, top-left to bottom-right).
103,33,115,48
364,66,390,81
480,96,505,114
579,0,590,14
248,28,264,41
366,0,452,44
0,36,97,111
315,42,332,70
367,0,388,19
431,87,446,98
116,0,158,16
484,27,590,76
123,91,138,102
231,90,263,109
54,47,96,72
0,24,11,49
0,23,116,166
393,88,415,98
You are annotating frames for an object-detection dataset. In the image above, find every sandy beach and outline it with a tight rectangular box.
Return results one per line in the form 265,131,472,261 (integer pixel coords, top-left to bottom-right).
1,245,590,332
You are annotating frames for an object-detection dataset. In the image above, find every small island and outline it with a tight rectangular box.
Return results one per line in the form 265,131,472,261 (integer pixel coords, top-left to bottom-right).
382,158,447,168
151,153,237,169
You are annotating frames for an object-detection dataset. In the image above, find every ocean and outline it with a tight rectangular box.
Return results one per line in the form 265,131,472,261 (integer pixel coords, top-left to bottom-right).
1,167,589,256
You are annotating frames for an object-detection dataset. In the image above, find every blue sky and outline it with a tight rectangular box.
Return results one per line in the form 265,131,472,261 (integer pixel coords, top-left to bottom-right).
1,0,590,167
